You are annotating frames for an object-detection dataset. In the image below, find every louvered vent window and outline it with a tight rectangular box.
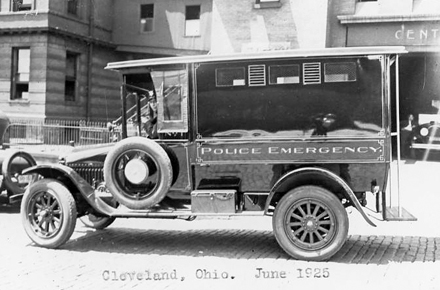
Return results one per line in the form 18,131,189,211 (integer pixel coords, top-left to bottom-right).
303,62,321,85
248,64,266,86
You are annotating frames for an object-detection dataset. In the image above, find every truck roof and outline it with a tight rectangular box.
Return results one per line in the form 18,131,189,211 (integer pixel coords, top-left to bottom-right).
105,46,407,71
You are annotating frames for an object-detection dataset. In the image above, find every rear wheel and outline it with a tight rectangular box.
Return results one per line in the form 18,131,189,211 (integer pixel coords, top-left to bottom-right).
21,179,77,248
272,185,348,261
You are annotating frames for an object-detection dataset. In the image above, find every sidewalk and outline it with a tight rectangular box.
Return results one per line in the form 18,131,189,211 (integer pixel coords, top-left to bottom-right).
351,159,440,237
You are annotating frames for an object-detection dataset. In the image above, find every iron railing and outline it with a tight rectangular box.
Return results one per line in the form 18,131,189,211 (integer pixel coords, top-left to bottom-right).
4,119,121,148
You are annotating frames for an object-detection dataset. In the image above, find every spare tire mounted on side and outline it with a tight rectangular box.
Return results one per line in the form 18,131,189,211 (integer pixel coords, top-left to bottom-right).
103,137,173,210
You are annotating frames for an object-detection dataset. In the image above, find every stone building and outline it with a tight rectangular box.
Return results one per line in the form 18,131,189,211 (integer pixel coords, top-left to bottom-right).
0,0,121,121
0,0,327,122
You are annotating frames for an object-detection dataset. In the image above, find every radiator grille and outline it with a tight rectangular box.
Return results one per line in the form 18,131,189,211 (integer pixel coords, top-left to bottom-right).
68,163,104,188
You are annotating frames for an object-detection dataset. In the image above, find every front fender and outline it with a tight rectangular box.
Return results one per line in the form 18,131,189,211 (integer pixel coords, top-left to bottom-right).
265,166,376,227
22,164,104,214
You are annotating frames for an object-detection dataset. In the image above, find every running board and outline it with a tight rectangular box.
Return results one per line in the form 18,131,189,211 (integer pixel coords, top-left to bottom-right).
93,196,265,218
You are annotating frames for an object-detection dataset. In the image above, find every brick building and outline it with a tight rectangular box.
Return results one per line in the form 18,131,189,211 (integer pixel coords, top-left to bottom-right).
0,0,327,122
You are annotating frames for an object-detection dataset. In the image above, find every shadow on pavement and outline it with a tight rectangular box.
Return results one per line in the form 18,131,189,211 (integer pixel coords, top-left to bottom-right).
60,227,439,265
65,227,288,259
0,203,20,214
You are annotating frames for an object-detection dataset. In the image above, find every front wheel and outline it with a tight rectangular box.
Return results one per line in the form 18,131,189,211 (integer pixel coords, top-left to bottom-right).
21,179,77,248
272,186,348,261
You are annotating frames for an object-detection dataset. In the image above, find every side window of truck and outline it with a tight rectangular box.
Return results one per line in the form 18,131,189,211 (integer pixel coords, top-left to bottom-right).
150,68,189,133
324,62,357,83
216,67,246,87
269,64,300,85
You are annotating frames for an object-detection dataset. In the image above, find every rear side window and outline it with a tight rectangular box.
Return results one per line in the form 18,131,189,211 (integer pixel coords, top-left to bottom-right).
324,62,357,83
269,64,300,84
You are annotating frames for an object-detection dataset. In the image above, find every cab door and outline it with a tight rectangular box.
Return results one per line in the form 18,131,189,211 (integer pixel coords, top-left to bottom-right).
150,66,192,192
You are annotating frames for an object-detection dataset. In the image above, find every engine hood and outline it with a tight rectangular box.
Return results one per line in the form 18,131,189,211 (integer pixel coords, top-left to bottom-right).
63,143,116,164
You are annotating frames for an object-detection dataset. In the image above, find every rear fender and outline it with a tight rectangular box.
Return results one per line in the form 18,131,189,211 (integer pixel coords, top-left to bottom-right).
265,167,376,227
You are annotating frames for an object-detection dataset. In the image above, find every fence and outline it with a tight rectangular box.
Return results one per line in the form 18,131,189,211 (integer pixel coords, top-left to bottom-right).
4,119,121,148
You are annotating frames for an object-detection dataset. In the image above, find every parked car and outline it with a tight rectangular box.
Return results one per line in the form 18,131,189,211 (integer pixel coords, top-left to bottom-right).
0,109,39,204
411,121,440,159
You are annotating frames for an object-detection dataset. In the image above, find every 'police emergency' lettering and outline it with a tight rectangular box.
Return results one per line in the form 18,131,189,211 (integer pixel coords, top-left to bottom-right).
197,140,385,163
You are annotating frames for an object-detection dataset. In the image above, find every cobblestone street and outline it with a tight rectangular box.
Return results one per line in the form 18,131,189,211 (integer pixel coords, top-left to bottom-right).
1,160,440,290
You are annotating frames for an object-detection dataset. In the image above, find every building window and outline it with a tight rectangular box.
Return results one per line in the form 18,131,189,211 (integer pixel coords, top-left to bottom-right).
324,62,357,83
216,68,245,87
11,0,34,11
11,48,30,100
140,4,154,33
65,52,78,102
67,0,79,16
269,65,300,85
254,0,281,9
185,5,201,37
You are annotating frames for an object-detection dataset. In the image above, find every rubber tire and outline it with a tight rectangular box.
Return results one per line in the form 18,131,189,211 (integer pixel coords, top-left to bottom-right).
80,191,117,230
103,137,172,210
160,144,180,186
21,179,77,249
1,150,37,194
79,214,115,230
272,185,349,261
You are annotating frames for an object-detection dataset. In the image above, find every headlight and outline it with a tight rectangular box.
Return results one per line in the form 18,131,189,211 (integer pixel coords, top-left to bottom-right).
420,127,429,137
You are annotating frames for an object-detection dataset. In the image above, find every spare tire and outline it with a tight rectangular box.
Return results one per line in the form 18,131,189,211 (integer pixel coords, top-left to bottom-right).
1,150,37,195
159,144,180,186
103,137,172,209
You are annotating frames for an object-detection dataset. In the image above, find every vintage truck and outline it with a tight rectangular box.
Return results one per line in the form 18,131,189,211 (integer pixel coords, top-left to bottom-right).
20,46,407,261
